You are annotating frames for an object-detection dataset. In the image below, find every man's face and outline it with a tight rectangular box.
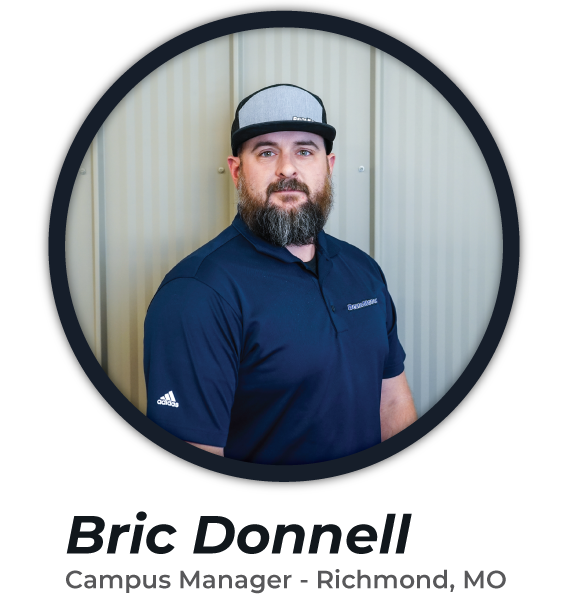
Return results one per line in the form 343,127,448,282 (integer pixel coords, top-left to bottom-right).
227,131,336,247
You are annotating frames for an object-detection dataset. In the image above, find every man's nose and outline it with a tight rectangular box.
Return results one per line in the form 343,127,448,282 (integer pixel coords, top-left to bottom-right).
275,154,297,178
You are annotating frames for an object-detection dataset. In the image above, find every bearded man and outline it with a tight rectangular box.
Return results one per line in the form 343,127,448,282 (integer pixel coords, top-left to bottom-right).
144,84,416,465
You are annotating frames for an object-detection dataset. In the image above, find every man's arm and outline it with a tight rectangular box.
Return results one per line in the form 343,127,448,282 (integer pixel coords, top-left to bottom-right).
380,372,417,441
187,442,224,456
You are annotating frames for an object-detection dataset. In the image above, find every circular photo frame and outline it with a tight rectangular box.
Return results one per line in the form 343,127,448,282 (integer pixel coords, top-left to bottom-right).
49,11,519,481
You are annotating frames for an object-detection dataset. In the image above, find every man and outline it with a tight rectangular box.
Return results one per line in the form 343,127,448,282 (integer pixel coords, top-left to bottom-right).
144,84,416,465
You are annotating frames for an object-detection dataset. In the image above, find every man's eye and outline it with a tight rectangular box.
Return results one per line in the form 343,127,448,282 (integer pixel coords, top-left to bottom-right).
260,151,275,157
298,150,311,156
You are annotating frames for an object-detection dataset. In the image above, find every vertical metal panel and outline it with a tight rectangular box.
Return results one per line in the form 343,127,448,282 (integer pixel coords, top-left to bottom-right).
66,147,96,353
375,52,502,415
99,39,232,411
228,34,241,221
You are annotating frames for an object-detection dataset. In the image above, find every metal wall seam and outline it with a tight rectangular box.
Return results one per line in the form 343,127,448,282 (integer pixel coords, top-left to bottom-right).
371,47,384,261
94,129,108,372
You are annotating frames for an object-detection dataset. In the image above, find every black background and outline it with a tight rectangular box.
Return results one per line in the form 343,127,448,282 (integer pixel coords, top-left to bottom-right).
48,11,524,584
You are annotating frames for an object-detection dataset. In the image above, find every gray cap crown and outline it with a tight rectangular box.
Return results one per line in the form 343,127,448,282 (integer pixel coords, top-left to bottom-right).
231,84,336,155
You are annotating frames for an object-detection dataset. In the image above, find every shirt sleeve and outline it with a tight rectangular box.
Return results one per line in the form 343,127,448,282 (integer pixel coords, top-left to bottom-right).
379,270,406,379
144,277,242,446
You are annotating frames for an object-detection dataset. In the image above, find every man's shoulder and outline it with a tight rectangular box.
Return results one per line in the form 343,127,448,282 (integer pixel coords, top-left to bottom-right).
324,233,383,275
146,225,253,319
323,233,391,289
143,226,251,316
159,224,249,288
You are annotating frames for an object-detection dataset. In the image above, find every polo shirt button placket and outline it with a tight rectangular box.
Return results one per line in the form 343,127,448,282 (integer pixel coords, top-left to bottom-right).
319,289,338,332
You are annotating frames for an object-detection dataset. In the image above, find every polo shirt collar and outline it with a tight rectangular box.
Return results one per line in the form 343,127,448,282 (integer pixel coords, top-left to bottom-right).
231,214,340,262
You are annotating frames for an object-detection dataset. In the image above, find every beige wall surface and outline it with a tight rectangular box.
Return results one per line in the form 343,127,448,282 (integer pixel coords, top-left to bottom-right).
65,29,502,417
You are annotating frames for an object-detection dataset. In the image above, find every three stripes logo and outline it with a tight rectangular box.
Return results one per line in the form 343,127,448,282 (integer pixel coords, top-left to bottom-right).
157,391,179,407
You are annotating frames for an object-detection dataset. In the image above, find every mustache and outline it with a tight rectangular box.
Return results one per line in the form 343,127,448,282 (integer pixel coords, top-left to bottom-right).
266,178,310,197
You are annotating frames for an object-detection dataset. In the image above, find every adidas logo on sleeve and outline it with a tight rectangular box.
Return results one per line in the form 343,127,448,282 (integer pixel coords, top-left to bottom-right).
157,391,179,407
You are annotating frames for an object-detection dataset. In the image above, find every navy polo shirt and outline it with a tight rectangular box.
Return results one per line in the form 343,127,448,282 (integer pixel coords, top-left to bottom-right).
144,215,405,465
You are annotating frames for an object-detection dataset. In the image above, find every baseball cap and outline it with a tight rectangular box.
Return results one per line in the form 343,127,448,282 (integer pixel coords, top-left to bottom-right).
231,84,336,156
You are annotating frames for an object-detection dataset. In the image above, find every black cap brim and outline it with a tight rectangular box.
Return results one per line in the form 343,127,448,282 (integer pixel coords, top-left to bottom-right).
232,120,336,156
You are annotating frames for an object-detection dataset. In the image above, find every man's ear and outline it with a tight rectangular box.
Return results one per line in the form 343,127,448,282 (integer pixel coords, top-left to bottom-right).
327,153,336,174
227,156,241,187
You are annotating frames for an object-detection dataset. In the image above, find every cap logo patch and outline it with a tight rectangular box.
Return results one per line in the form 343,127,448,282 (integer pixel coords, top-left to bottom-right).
292,116,314,122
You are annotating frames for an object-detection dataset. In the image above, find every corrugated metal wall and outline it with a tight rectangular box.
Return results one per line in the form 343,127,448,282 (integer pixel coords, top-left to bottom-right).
66,29,502,418
375,50,502,413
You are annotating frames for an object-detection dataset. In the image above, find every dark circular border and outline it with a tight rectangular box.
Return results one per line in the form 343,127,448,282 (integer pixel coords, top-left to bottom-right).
49,11,519,482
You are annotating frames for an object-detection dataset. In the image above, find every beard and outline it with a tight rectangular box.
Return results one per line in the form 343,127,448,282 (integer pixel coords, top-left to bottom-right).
237,170,334,247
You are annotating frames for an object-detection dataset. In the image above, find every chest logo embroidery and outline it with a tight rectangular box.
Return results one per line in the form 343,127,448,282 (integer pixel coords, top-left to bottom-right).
347,298,378,311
